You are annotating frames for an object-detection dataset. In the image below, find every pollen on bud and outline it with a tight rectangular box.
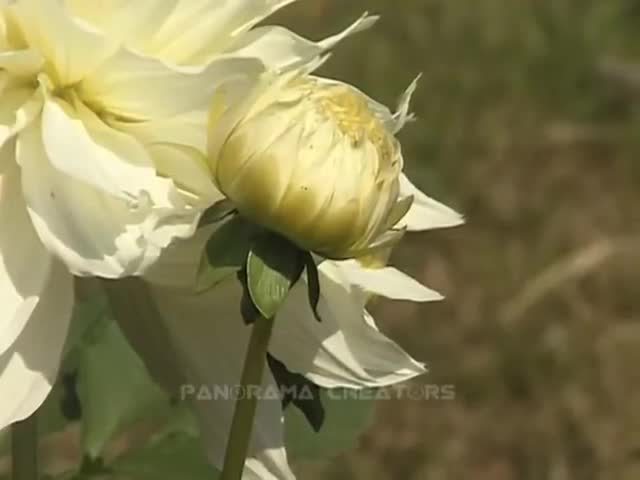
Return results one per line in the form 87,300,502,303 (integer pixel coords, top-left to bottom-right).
208,74,412,259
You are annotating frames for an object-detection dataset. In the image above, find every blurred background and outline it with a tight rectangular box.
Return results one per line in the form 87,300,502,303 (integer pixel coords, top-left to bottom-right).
3,2,640,480
277,1,640,479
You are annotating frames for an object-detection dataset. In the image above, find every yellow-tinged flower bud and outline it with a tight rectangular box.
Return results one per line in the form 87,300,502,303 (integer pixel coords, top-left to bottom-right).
208,75,412,259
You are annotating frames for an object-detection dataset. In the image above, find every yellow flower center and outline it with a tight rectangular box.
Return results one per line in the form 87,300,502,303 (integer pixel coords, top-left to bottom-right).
314,84,396,165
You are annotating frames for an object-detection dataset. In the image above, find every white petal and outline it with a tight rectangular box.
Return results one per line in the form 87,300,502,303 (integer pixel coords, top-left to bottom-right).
0,259,73,429
398,174,464,231
9,0,117,85
333,260,444,302
17,122,197,278
0,147,52,355
391,75,421,133
150,282,295,479
41,97,176,203
141,0,299,64
108,111,208,152
227,13,378,70
270,261,426,388
146,143,220,205
0,86,42,148
105,113,220,205
364,76,421,134
0,50,45,78
64,0,179,47
79,48,265,120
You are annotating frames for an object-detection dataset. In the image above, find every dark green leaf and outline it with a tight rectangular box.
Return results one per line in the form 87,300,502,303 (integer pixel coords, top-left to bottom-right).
197,199,237,228
196,216,253,292
304,253,322,322
60,371,82,421
268,355,325,432
238,270,261,325
246,233,305,319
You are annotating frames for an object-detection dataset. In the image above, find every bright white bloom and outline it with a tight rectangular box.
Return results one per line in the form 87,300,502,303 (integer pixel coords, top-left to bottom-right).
0,0,373,431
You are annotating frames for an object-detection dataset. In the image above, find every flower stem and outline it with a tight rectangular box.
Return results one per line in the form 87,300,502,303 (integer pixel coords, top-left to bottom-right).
11,414,38,480
220,316,274,480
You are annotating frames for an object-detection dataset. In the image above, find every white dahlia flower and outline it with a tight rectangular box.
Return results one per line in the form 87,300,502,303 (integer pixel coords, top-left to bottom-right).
0,0,372,431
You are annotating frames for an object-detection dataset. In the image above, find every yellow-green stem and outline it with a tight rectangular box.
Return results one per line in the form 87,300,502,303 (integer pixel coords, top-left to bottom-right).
11,414,38,480
220,317,274,480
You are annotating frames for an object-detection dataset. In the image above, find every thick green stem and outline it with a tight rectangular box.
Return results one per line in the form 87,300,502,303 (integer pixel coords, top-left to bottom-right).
220,317,274,480
11,415,38,480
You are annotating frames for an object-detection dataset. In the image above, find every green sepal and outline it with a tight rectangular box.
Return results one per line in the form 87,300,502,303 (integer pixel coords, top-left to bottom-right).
246,233,306,319
197,198,237,228
237,270,262,325
196,216,253,293
303,253,322,322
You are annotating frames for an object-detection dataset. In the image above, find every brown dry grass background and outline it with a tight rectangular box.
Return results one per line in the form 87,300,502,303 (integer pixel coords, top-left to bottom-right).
277,1,640,479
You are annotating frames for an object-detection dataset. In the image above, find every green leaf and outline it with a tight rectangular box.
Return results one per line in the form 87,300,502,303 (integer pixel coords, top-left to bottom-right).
109,433,220,480
197,198,237,228
238,270,261,325
196,216,253,292
303,253,322,322
268,355,325,431
247,233,305,319
284,388,375,460
77,317,170,458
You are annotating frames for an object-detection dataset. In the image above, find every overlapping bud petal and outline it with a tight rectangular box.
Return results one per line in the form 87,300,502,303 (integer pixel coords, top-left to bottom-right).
208,74,412,259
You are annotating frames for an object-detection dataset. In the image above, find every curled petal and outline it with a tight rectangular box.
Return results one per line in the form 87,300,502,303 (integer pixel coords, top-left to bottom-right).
17,122,197,277
227,13,378,70
41,97,176,204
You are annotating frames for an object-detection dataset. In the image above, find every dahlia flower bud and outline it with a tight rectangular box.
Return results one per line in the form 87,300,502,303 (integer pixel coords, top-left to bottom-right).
208,75,412,259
